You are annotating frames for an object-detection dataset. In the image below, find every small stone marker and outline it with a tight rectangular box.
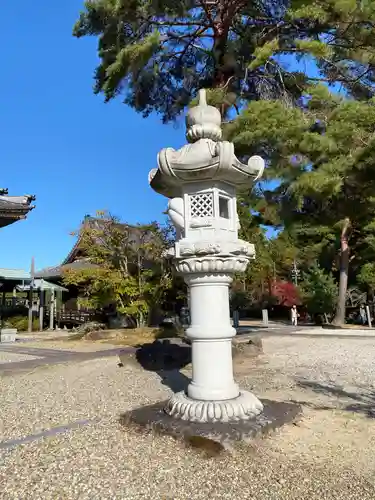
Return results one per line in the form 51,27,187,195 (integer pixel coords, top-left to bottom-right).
0,328,17,343
262,308,269,327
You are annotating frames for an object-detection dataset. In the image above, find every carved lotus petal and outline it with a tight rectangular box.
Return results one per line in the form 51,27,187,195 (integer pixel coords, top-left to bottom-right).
180,245,196,256
165,390,263,423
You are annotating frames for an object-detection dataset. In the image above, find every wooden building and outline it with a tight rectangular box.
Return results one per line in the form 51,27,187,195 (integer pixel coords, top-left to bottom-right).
0,188,35,335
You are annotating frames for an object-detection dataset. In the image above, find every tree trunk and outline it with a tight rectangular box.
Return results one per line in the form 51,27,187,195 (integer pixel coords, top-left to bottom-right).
267,276,273,297
332,218,351,326
137,252,145,327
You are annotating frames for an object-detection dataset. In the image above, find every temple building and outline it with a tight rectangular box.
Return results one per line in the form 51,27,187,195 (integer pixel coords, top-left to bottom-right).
35,215,158,327
35,216,106,326
0,188,35,228
35,216,99,284
0,189,35,337
36,215,158,281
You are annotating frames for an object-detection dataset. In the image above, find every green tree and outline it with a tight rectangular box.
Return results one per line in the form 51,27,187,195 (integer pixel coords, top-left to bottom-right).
300,264,338,321
63,211,175,327
229,86,375,325
73,0,375,121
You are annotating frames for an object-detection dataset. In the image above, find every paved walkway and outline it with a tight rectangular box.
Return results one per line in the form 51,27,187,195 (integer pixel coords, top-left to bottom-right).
237,324,375,338
0,344,135,376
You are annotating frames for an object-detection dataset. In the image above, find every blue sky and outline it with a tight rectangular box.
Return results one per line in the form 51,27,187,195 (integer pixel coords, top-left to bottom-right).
0,3,340,272
0,0,184,271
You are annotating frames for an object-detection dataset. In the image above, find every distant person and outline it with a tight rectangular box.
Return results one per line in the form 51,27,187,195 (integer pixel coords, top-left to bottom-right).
180,306,190,328
291,305,299,326
359,305,367,325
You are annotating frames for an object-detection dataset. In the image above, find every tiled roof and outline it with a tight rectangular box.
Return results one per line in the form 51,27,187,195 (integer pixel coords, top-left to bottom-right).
62,217,153,265
35,260,98,279
0,268,31,280
16,279,68,292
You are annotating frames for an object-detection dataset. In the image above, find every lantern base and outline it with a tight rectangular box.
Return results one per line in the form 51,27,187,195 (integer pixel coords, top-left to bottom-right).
164,390,263,423
120,399,302,451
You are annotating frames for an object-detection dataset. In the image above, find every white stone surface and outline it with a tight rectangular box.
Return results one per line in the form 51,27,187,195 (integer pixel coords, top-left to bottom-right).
150,89,264,422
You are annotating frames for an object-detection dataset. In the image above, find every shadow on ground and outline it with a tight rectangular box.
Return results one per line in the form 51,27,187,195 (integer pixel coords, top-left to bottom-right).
134,339,191,393
293,378,375,418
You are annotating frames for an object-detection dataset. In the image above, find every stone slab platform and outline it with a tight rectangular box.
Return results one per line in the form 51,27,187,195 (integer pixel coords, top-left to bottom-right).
120,399,302,450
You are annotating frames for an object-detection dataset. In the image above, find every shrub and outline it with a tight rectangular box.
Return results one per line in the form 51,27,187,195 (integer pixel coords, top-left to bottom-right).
75,321,106,334
300,265,338,317
4,316,39,332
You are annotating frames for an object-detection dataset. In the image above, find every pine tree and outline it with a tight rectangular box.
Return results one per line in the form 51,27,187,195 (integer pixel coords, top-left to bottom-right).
73,1,375,325
74,0,375,121
228,86,375,325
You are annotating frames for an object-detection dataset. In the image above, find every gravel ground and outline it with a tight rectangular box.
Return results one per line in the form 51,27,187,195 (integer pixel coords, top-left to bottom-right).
0,351,42,363
0,336,374,499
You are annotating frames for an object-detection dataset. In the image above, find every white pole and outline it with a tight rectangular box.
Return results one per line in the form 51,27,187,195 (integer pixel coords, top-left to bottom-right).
49,288,55,330
39,281,44,332
366,305,372,328
28,257,35,333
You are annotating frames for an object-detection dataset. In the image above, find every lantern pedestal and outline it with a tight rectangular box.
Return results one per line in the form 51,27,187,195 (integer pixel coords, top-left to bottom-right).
164,254,263,423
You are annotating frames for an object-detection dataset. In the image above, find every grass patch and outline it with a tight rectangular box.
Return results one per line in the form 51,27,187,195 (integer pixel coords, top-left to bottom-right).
65,332,87,341
100,326,182,346
63,325,184,346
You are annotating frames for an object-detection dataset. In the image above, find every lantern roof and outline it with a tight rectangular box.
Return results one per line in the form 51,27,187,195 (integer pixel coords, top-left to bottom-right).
149,89,264,198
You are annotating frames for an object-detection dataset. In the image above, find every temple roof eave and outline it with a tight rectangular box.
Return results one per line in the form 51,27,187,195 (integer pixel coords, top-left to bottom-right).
0,191,36,228
35,261,99,280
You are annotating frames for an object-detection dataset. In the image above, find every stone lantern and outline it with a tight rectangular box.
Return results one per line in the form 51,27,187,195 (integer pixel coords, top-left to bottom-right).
148,89,265,423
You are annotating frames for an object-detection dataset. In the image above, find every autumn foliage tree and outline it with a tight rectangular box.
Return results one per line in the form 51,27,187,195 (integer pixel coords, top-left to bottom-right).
63,212,175,327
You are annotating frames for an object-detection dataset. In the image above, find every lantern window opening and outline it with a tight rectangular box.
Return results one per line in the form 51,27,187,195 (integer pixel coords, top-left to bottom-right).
218,196,230,219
